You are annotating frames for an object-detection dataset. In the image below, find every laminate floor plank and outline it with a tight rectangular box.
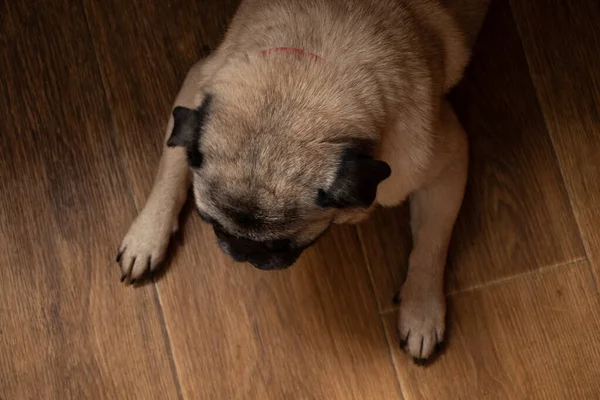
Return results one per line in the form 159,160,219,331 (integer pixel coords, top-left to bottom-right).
0,1,180,398
511,0,600,289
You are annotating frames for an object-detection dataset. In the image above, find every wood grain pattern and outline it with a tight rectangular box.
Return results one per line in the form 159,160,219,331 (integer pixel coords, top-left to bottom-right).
3,0,597,397
0,1,180,398
161,220,403,399
511,0,600,289
85,1,403,398
84,0,241,207
384,262,600,400
358,0,585,311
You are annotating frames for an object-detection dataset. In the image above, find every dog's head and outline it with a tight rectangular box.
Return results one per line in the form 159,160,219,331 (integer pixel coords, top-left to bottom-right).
166,58,391,270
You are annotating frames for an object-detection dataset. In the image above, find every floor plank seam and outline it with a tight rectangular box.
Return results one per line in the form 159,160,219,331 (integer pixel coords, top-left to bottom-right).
354,227,386,313
378,257,587,316
80,1,186,396
446,257,587,296
508,0,599,299
352,227,407,400
377,256,589,315
152,282,186,400
379,310,408,400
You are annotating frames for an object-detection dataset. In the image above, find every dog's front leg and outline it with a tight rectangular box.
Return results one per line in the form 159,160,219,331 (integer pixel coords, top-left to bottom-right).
116,61,206,283
397,102,468,363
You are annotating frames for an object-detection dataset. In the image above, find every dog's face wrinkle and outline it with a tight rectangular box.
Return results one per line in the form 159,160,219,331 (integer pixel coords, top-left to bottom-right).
200,207,303,253
222,206,295,233
196,196,330,242
213,220,329,259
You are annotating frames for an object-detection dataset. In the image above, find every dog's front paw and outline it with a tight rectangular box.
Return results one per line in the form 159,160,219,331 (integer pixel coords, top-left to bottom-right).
396,285,446,365
116,211,177,284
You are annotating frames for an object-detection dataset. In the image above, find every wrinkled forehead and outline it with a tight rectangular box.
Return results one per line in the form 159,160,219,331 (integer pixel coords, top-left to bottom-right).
193,177,307,237
197,142,327,207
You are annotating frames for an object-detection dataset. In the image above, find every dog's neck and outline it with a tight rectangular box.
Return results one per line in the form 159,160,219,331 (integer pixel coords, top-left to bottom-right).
261,47,322,61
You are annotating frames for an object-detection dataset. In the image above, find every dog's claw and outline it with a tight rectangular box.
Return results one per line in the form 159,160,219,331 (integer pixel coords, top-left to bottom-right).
393,291,401,304
120,274,126,283
398,329,410,349
116,249,124,263
130,279,136,285
413,357,428,366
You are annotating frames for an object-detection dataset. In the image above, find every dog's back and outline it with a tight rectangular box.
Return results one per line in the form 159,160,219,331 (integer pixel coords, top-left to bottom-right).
219,0,469,102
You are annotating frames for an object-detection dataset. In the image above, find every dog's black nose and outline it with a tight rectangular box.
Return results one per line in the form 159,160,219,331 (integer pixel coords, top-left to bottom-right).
212,225,303,270
263,239,292,253
247,255,298,271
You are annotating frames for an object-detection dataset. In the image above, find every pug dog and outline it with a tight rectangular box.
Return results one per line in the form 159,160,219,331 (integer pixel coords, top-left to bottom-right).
116,0,471,363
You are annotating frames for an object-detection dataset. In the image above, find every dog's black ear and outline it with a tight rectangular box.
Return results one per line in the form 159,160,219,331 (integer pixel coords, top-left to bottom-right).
166,95,212,168
316,149,391,209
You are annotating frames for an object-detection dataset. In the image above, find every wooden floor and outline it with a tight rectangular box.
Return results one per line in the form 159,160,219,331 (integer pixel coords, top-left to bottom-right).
1,0,600,399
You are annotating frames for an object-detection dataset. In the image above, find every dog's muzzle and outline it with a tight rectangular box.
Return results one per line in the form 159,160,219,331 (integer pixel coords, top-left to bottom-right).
213,225,304,270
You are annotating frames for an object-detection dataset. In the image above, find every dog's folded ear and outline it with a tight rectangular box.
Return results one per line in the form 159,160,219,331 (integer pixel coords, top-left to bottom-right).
316,149,391,209
167,94,212,168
